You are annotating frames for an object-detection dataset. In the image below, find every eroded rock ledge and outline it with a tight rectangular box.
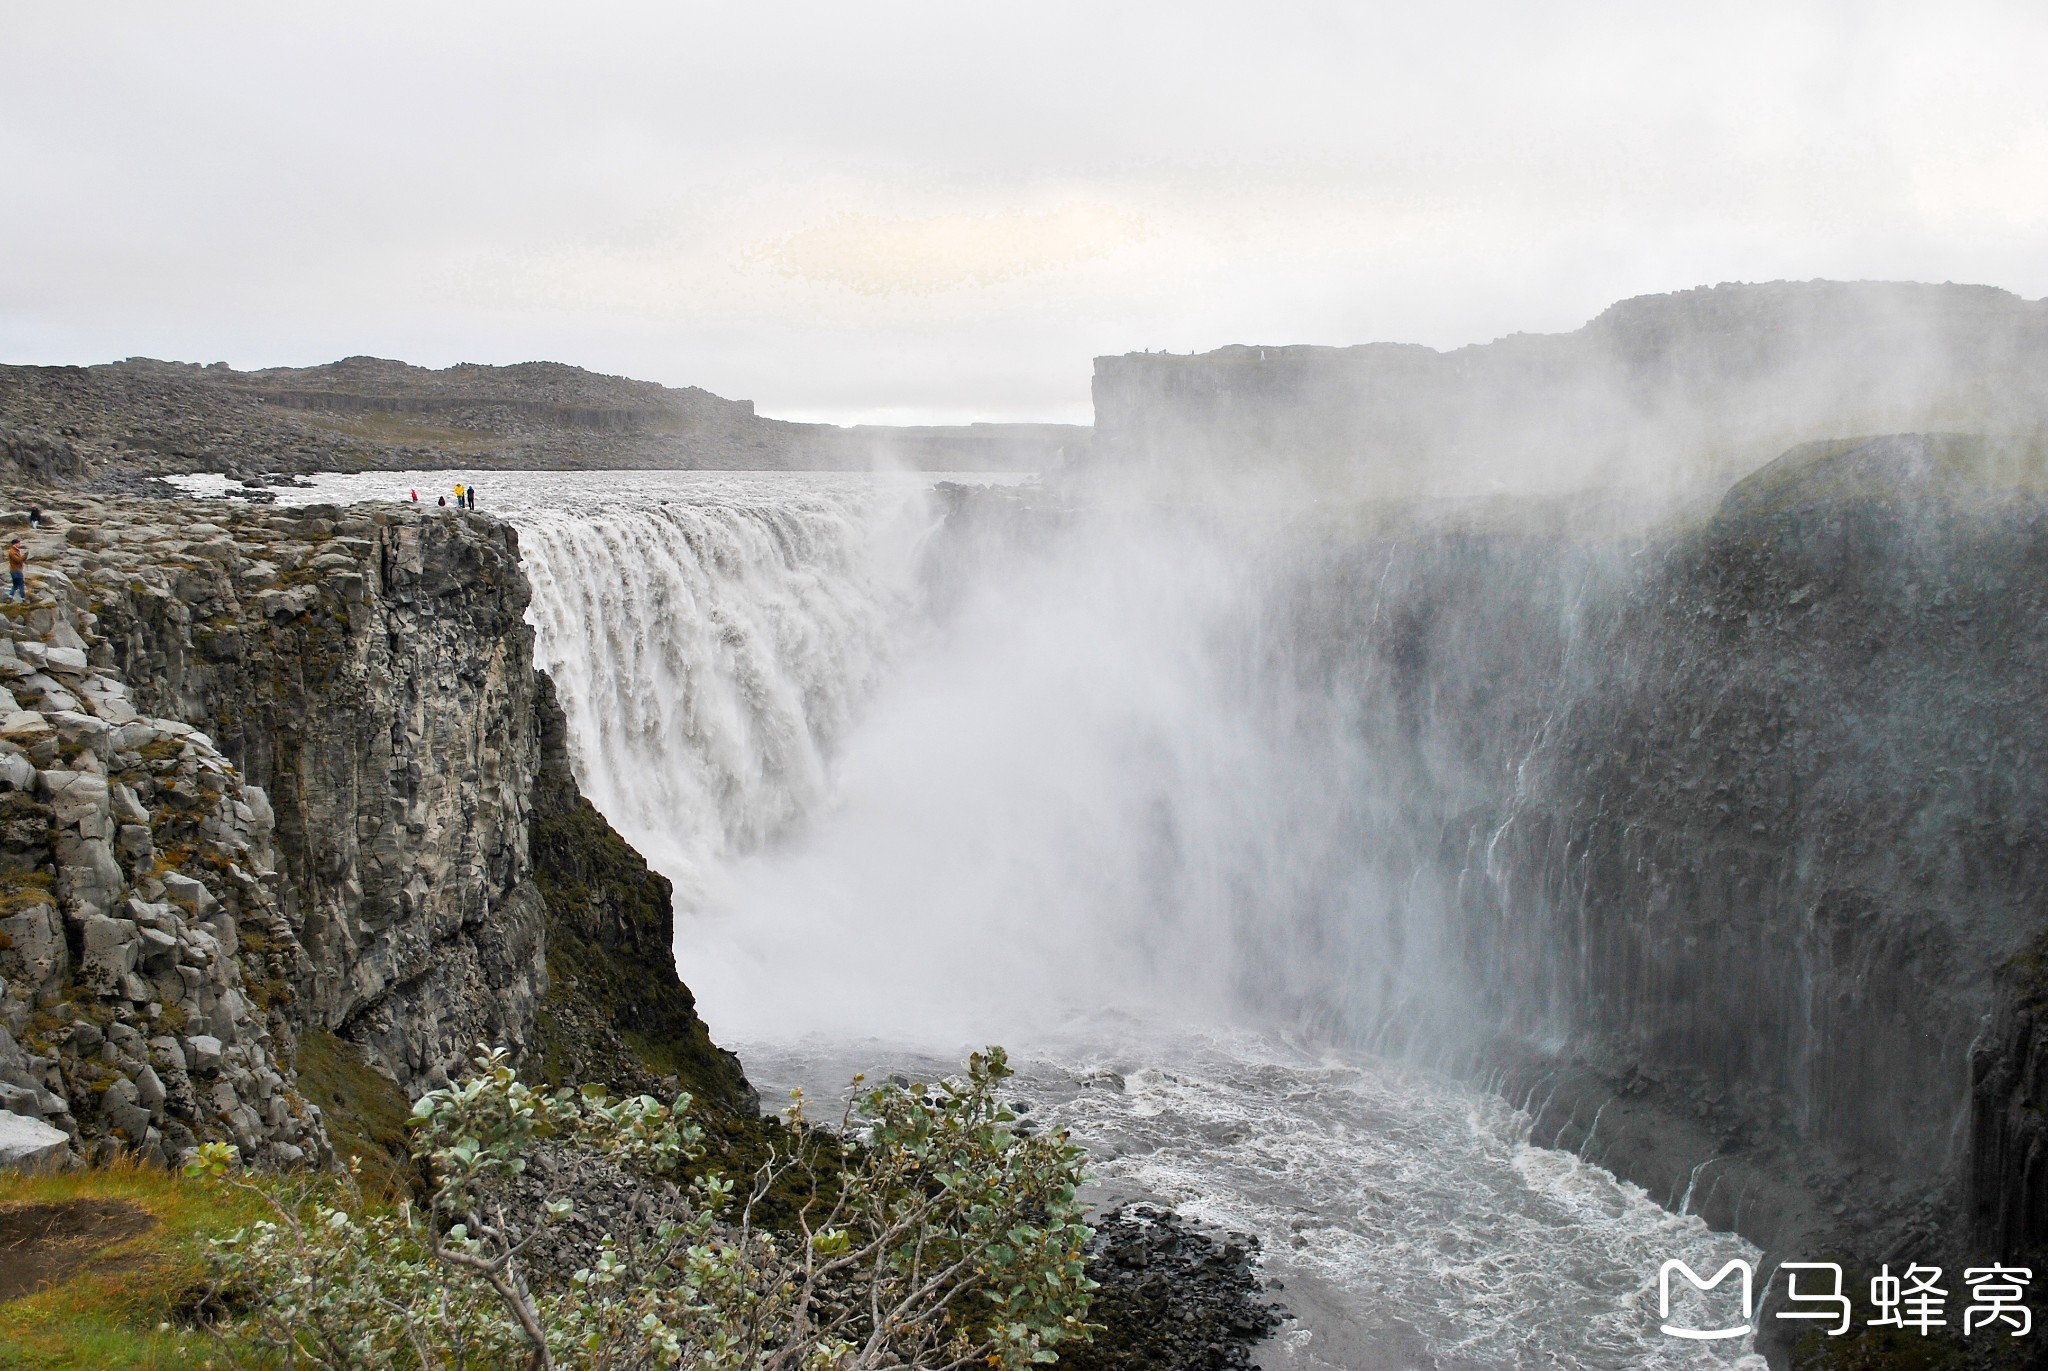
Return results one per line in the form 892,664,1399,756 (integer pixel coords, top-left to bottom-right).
0,491,749,1170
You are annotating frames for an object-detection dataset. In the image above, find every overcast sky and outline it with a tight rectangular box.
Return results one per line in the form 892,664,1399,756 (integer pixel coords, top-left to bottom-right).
5,3,2046,424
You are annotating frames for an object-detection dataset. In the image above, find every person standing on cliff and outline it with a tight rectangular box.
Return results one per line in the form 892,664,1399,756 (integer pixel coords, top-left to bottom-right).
7,539,25,602
466,483,477,510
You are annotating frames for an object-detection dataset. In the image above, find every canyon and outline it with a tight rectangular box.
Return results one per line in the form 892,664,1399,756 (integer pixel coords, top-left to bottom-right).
4,279,2047,1368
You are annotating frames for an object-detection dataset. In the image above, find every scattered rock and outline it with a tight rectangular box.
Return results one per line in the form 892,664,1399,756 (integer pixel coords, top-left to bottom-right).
1066,1206,1287,1371
0,1112,70,1173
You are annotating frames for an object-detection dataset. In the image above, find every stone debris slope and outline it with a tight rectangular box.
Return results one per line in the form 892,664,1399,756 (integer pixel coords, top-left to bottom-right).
0,504,326,1168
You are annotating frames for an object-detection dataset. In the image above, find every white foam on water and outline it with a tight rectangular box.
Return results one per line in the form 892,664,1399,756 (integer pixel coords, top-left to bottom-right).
740,1023,1760,1369
276,468,1763,1368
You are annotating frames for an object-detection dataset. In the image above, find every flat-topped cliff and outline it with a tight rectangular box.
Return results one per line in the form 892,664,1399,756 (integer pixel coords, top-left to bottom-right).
0,356,1082,482
1090,280,2048,499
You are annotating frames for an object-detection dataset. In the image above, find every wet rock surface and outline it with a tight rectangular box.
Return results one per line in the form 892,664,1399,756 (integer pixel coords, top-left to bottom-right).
1065,1206,1287,1371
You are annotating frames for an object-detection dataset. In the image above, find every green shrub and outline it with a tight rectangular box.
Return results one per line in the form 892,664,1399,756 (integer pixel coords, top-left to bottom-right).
191,1045,1096,1369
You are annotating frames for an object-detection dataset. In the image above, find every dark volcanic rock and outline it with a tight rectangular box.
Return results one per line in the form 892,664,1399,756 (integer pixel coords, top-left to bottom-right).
1201,431,2048,1366
1065,1206,1286,1371
528,672,755,1118
0,489,758,1178
0,426,87,483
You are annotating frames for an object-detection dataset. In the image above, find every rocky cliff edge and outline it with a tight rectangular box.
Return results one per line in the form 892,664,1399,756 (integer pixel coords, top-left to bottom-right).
0,492,751,1175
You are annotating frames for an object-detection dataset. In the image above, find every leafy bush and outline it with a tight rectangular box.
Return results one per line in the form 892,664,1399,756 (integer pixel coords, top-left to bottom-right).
189,1045,1096,1369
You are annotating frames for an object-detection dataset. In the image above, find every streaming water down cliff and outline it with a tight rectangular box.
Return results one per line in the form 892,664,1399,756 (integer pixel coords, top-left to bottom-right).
284,468,1767,1369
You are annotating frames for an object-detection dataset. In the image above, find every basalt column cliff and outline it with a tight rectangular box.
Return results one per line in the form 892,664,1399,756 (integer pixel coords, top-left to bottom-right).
0,495,750,1172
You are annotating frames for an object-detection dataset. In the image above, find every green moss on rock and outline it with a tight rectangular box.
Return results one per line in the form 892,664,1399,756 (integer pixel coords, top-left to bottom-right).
527,676,764,1179
293,1028,418,1197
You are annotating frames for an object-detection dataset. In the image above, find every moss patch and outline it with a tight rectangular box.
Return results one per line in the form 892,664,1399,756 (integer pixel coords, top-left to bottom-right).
527,747,752,1118
291,1029,418,1198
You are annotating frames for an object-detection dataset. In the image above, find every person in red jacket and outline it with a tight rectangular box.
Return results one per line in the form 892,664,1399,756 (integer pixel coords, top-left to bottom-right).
7,539,26,602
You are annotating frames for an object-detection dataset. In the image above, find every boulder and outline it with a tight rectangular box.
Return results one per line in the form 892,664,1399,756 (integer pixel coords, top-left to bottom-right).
150,1036,187,1073
0,1111,69,1172
55,833,125,917
0,904,64,983
161,871,218,917
185,1034,224,1074
105,1099,154,1141
0,711,53,743
38,770,109,834
48,710,111,755
109,782,148,824
136,925,178,968
109,721,166,752
42,645,89,676
81,691,138,726
78,914,140,991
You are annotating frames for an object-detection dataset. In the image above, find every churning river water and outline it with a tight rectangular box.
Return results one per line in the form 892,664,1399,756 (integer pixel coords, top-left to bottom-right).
246,468,1762,1369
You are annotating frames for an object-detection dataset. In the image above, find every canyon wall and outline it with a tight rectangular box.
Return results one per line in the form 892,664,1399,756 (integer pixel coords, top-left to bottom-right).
0,492,750,1172
1089,281,2048,500
1231,433,2048,1314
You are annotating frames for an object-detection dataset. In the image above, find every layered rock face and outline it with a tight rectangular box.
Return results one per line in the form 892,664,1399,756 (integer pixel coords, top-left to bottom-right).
1264,435,2048,1277
0,514,326,1167
945,432,2045,1295
0,490,750,1171
0,428,88,484
78,499,549,1097
1483,439,2048,1249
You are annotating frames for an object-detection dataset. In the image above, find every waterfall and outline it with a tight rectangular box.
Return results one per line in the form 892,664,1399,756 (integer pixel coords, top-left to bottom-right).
281,470,1581,1056
511,476,1479,1049
278,469,1766,1368
515,475,933,899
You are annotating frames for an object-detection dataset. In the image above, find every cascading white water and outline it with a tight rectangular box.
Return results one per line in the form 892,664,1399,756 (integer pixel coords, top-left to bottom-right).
517,478,926,894
276,469,1760,1369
